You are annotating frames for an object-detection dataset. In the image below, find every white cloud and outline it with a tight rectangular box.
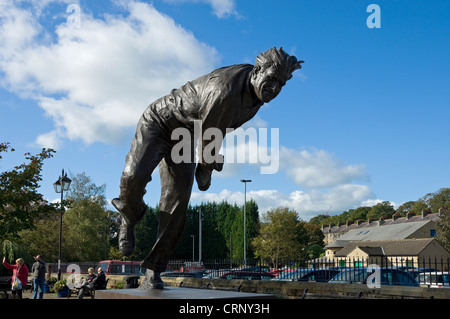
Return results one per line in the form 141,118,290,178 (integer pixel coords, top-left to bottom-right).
190,135,376,219
163,0,238,18
215,136,368,187
0,0,219,148
35,129,63,150
191,184,375,221
280,147,369,188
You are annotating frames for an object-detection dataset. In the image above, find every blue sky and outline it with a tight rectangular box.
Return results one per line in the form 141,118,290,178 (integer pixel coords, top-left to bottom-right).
1,0,449,220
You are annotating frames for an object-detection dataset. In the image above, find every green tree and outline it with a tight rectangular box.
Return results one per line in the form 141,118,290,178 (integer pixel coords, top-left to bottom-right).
437,207,450,251
428,188,450,213
66,171,107,207
64,172,110,261
396,201,417,216
252,207,304,267
132,205,159,261
231,200,259,260
18,212,63,262
303,222,323,245
0,142,57,241
64,199,110,261
367,201,395,220
348,206,371,222
171,202,230,260
20,172,111,262
309,214,331,226
198,202,228,259
410,200,428,215
216,201,240,258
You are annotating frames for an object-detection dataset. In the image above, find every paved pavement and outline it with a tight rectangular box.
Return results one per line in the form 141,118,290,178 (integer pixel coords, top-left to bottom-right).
10,288,91,299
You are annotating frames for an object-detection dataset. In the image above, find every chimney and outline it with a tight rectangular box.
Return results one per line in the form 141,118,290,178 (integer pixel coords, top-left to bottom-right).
367,217,374,224
393,213,400,221
329,223,335,229
406,211,415,220
357,220,363,226
346,219,353,227
422,209,432,218
378,217,385,226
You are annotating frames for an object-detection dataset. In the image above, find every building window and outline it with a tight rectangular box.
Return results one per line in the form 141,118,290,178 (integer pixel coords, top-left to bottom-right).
430,229,436,237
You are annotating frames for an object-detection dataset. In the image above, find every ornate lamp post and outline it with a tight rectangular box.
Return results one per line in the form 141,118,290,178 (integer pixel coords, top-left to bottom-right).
53,169,71,280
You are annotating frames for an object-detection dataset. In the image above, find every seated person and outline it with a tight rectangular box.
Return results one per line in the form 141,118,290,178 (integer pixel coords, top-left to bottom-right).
77,267,96,299
94,267,106,290
77,267,107,299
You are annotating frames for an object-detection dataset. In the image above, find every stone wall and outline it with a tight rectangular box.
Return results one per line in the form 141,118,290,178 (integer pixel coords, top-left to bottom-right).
161,277,450,299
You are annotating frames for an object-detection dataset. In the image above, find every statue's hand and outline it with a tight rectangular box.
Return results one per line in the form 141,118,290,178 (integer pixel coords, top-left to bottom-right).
214,154,224,172
195,155,224,191
195,164,212,191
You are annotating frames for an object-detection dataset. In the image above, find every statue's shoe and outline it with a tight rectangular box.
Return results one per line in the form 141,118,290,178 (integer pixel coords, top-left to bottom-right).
140,269,164,290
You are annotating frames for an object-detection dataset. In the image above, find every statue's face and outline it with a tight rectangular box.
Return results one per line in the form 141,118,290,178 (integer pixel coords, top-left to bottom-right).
251,65,287,103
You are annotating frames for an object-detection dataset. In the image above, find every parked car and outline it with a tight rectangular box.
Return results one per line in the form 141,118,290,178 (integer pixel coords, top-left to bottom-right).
179,262,206,273
161,271,205,278
273,268,341,282
240,266,271,273
203,269,231,278
329,268,420,287
219,269,275,280
418,271,450,288
397,267,438,280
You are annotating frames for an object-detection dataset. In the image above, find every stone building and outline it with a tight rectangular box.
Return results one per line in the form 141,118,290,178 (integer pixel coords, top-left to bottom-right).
333,238,450,270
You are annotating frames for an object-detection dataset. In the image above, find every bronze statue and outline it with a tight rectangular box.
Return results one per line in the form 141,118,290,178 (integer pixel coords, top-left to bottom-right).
112,47,303,289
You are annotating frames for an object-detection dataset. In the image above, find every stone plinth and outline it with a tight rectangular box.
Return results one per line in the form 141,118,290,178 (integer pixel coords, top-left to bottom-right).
95,287,274,299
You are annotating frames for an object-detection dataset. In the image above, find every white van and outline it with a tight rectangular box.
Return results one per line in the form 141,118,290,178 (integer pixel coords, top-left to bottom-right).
419,271,450,288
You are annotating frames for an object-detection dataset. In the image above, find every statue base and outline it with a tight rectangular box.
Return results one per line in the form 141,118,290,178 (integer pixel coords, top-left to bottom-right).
95,287,274,299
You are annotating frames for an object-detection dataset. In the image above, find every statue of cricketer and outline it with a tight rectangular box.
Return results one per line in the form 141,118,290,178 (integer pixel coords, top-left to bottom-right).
112,47,303,289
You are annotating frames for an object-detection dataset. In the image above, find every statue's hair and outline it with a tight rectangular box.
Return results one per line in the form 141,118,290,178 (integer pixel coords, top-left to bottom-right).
255,47,304,80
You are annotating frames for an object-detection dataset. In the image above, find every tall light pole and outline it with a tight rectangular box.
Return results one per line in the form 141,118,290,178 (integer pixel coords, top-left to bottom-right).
198,208,202,263
191,235,195,262
240,179,251,264
53,169,71,280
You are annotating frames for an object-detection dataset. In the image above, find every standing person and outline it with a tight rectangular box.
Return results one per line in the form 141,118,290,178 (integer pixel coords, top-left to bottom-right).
112,47,303,289
31,255,46,299
2,256,29,299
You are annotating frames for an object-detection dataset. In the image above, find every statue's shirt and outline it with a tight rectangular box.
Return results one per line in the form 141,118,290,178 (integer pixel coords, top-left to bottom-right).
144,64,264,136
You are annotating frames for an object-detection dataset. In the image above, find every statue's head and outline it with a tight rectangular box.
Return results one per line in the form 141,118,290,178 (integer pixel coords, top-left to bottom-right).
251,47,303,103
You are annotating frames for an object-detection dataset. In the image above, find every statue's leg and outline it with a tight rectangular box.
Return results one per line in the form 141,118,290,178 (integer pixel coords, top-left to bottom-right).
113,116,171,256
140,156,196,289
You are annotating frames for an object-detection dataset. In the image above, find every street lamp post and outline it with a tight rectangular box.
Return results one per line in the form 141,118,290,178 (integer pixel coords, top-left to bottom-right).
240,179,251,264
198,208,202,263
191,235,195,262
53,169,71,280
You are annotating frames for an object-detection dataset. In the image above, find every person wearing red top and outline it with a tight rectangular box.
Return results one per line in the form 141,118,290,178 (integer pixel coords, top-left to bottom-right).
2,256,29,299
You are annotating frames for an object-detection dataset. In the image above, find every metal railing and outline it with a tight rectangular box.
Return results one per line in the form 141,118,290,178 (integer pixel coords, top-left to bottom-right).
46,256,450,287
167,256,450,287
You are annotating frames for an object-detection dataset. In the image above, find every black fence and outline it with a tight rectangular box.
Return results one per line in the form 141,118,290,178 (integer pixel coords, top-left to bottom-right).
47,256,450,287
47,262,99,275
166,257,450,287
